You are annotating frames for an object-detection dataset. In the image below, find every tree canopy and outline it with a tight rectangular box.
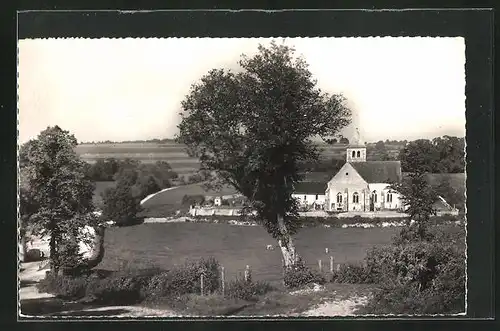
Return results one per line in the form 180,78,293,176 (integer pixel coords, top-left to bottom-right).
176,42,351,268
19,126,97,271
399,136,465,173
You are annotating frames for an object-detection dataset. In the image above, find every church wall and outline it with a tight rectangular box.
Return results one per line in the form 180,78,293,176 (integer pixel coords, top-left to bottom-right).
368,183,403,211
326,163,369,212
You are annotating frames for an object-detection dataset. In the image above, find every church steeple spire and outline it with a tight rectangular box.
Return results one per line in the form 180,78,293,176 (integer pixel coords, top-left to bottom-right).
346,127,366,163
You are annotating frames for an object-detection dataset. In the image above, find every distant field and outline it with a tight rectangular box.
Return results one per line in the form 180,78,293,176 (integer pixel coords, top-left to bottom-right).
100,222,400,285
76,143,201,174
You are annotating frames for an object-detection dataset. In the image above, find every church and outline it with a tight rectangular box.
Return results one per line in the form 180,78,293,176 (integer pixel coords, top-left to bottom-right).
293,130,404,213
324,142,403,212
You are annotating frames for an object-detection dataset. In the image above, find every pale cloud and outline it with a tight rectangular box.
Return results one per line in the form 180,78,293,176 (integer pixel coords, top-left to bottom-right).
18,37,465,144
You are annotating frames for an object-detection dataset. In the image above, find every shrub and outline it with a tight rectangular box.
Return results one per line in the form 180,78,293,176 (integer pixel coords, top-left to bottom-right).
37,271,89,299
332,262,370,284
226,278,275,302
144,257,221,300
362,225,466,314
182,194,205,206
283,261,326,289
364,250,465,314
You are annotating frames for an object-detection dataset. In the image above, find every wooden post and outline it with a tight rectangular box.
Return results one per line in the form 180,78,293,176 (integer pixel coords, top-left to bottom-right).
200,274,204,296
330,256,334,273
244,265,251,283
318,259,322,273
221,266,225,296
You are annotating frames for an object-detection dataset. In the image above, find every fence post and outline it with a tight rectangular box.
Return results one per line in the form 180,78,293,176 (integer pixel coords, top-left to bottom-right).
221,266,225,296
330,256,334,274
200,273,204,296
244,265,252,283
318,259,322,273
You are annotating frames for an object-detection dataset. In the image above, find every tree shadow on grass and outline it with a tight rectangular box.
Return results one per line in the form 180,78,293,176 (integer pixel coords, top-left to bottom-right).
20,297,129,317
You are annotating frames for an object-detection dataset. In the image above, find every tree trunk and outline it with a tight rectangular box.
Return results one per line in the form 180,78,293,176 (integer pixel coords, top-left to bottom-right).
19,235,28,263
49,233,57,274
276,213,298,269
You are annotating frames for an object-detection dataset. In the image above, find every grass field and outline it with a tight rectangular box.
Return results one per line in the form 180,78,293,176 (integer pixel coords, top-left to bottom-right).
99,222,400,286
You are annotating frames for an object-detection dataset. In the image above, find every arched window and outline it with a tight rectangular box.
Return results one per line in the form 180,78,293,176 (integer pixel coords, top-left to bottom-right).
357,151,361,157
336,192,343,203
387,193,393,203
352,150,356,158
352,192,359,203
372,191,377,203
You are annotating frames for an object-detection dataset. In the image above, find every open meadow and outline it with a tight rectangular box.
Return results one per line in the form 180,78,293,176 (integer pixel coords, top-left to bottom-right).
99,222,401,287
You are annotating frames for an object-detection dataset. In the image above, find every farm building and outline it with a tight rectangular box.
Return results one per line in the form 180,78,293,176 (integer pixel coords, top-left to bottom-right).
291,182,327,210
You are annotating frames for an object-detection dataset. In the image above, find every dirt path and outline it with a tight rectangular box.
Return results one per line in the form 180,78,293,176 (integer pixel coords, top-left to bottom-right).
300,295,369,316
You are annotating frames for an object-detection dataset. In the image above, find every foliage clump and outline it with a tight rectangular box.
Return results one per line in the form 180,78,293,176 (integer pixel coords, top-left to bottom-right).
225,278,275,302
283,260,326,289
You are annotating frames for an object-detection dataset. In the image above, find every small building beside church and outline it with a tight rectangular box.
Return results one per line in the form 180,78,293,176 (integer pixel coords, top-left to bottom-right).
292,182,326,210
324,142,403,212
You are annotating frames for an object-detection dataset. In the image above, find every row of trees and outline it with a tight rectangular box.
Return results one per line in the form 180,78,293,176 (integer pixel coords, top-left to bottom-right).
85,158,178,183
81,138,177,144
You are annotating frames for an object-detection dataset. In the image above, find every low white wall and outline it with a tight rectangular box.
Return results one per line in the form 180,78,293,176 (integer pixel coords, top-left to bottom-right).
189,207,246,217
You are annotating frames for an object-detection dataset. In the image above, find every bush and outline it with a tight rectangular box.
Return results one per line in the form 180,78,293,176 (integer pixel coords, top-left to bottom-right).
283,261,326,289
37,267,163,304
226,278,275,302
85,268,160,304
362,225,466,314
144,257,221,300
37,271,89,299
332,262,370,284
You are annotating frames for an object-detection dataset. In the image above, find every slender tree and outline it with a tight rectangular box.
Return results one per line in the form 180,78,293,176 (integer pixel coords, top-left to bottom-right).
19,126,98,273
176,42,351,269
101,168,143,226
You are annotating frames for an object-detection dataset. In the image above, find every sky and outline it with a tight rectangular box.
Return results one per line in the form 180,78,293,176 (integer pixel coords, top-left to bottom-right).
18,37,466,145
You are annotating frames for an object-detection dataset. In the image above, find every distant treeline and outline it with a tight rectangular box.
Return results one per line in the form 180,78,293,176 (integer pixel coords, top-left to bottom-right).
85,157,210,186
300,135,464,174
80,138,177,144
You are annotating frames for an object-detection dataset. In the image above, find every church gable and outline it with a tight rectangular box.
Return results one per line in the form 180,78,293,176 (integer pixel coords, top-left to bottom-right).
328,163,368,187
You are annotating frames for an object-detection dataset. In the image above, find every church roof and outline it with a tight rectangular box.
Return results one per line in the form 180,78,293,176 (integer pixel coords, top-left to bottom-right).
293,181,327,194
350,161,402,183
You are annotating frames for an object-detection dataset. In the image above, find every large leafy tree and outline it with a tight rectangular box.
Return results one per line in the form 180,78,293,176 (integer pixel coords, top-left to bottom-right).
19,126,98,272
399,136,465,173
176,42,351,268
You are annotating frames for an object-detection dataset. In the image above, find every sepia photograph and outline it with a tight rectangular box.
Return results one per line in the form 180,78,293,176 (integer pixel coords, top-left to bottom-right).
18,36,466,318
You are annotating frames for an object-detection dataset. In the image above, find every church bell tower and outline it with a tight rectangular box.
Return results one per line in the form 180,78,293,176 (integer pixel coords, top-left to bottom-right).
346,128,366,163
